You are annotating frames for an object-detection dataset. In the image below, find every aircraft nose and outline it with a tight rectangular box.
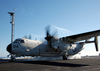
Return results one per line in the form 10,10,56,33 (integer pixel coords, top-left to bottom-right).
6,43,12,53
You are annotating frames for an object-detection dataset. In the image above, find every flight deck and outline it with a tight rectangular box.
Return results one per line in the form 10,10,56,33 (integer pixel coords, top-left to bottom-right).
0,57,100,71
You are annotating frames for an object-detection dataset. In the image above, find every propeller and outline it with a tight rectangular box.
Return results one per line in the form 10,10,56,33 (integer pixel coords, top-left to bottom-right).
24,34,32,39
45,25,52,41
45,25,58,42
28,34,32,39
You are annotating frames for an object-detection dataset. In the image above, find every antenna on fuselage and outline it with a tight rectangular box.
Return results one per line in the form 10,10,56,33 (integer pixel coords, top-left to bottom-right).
8,11,15,42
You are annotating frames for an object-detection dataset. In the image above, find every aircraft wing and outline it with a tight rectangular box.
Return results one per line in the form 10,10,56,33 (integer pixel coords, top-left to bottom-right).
62,29,100,43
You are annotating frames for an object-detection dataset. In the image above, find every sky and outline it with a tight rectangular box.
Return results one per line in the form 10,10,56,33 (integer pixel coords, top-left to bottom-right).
0,0,100,57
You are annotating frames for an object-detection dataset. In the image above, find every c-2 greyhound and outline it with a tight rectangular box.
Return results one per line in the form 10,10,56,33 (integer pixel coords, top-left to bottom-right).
6,25,100,61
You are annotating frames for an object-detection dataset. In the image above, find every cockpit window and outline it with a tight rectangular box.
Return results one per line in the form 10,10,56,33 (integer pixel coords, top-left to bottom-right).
14,39,18,43
20,40,24,43
14,39,25,43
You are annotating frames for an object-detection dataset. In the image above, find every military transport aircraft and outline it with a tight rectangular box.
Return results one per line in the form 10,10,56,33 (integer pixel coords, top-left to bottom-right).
7,25,100,61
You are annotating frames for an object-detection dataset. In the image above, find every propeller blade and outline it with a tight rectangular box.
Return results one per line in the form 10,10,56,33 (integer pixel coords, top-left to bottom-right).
51,29,58,37
29,34,32,39
45,25,51,41
46,25,51,37
45,25,58,42
24,35,27,39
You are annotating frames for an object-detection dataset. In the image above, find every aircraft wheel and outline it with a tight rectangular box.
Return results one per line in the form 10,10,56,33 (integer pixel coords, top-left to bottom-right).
9,58,16,62
63,55,68,60
11,58,16,62
10,55,16,62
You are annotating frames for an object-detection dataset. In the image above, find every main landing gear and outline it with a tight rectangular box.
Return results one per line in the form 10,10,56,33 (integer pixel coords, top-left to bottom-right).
62,55,68,60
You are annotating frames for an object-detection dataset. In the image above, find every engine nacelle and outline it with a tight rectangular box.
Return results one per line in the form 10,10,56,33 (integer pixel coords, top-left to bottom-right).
51,39,71,52
68,43,84,55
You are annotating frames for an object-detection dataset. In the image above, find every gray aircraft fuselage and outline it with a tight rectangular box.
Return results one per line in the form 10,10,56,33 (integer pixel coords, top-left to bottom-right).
7,38,84,57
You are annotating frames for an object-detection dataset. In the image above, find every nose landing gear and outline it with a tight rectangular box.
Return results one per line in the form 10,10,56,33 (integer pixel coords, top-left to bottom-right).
10,54,16,62
7,54,16,62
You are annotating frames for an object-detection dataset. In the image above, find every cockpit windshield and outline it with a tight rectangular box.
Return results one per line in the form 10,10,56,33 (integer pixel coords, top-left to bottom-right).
14,39,25,43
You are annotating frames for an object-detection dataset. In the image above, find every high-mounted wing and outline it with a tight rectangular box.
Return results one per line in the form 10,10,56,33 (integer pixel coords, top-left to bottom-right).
45,25,100,51
62,29,100,43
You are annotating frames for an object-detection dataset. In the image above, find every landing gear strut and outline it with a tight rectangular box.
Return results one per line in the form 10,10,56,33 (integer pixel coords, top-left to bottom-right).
10,54,16,62
62,55,68,60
